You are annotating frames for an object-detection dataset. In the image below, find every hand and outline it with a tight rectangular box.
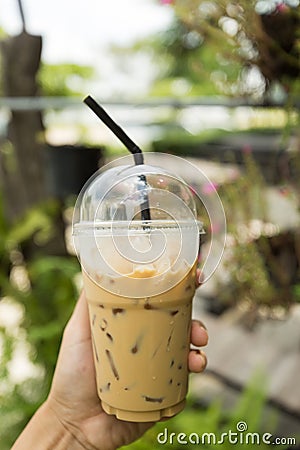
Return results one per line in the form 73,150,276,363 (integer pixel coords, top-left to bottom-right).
45,283,208,450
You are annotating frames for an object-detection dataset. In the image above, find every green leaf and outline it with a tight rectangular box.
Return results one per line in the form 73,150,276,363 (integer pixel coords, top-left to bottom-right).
38,63,95,97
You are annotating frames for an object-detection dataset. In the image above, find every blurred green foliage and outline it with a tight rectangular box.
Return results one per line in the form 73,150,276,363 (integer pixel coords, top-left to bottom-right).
111,16,241,98
152,122,300,313
0,194,80,449
218,148,300,311
38,62,95,97
165,0,300,100
150,127,283,156
122,372,288,450
148,18,241,97
114,1,299,101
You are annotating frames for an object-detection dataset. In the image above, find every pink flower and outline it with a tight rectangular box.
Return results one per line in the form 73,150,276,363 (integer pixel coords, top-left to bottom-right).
202,182,219,195
210,222,221,234
276,3,289,13
160,0,174,4
242,144,253,154
279,186,290,197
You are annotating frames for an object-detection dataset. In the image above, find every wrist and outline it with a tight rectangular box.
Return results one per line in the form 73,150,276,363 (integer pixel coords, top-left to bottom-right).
12,400,85,450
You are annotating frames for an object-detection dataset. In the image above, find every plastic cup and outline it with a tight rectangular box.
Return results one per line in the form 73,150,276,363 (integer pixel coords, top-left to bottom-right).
73,161,204,422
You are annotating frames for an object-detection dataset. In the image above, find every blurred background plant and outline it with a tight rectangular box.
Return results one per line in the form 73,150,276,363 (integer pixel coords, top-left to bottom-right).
213,148,300,323
146,0,300,321
0,193,80,449
115,0,299,101
38,62,95,97
122,372,292,450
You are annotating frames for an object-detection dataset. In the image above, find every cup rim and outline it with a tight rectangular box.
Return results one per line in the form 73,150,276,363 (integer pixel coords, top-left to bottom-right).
72,219,205,236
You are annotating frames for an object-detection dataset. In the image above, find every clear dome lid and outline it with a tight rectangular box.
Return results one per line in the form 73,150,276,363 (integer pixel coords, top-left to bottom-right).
73,163,198,229
72,161,204,297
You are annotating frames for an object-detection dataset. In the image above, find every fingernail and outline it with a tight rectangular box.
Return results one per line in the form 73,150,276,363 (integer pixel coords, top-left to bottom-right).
196,319,207,331
196,349,208,370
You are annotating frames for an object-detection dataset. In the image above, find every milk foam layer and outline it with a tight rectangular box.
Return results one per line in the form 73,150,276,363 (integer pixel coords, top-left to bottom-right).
75,220,200,298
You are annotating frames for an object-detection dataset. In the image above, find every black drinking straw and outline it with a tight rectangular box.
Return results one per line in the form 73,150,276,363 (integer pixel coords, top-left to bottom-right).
83,95,151,222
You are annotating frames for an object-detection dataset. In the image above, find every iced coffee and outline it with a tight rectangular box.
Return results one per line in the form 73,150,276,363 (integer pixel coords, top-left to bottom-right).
73,163,203,422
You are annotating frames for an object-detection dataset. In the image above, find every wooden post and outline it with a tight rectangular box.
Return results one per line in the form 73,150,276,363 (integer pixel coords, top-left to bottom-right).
0,32,67,256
